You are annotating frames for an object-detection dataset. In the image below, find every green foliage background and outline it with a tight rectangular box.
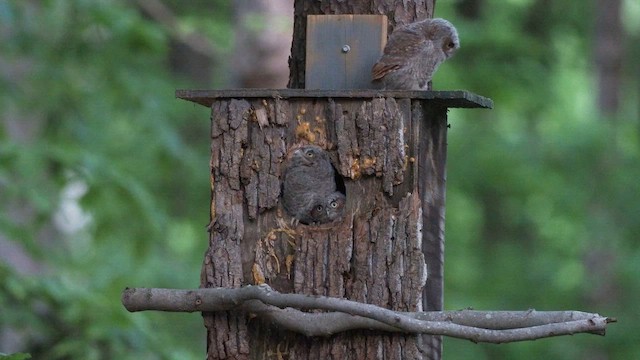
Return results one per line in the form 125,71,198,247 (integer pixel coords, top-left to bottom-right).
0,0,638,359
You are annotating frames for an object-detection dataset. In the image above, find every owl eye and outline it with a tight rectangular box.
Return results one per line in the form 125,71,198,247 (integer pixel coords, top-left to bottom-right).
447,41,456,49
305,150,315,158
315,205,323,211
330,201,338,208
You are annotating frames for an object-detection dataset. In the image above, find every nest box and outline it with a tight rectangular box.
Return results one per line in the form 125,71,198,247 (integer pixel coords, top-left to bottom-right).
177,14,492,360
305,15,387,89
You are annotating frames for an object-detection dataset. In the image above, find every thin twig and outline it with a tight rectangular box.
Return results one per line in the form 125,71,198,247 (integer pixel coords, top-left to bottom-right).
134,0,217,59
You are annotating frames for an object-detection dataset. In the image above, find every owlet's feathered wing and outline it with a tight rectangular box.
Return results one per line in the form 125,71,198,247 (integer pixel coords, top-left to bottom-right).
371,25,430,83
372,18,458,90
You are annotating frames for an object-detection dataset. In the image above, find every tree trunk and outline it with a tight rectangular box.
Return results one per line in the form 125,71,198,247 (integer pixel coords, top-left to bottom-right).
594,0,623,116
199,89,452,360
286,1,442,357
202,1,448,359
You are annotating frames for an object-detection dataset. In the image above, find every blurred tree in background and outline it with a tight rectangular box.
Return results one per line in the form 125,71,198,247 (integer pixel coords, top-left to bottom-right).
0,0,638,359
435,0,639,359
0,1,232,358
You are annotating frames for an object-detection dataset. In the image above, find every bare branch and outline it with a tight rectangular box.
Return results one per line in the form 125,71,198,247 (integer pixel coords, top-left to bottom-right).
121,286,615,343
134,0,217,59
415,309,609,334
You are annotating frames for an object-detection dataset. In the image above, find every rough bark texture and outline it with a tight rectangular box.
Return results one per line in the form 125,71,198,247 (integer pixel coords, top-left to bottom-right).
202,94,448,359
202,99,252,359
417,104,448,358
288,0,435,88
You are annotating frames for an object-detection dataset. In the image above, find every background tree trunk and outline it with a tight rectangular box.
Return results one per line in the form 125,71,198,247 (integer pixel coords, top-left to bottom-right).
593,0,623,116
231,0,294,88
582,4,624,360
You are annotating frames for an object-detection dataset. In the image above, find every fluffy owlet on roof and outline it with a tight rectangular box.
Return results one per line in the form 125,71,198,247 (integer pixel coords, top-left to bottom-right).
372,18,460,90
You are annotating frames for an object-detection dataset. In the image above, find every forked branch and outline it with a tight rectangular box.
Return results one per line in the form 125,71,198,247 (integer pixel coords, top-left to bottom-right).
121,285,615,343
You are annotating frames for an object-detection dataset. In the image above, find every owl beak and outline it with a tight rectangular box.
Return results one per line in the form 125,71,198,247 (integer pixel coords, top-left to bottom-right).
293,148,313,165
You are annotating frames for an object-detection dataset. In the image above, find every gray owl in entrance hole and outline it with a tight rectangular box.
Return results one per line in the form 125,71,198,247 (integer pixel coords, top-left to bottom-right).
281,145,337,224
309,191,346,224
371,18,460,90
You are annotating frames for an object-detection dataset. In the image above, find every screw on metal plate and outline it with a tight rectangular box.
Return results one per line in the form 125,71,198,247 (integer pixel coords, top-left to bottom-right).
341,45,351,53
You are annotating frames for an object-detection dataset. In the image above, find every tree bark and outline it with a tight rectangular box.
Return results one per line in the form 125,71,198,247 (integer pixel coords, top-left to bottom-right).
288,4,445,353
202,0,449,358
200,89,456,359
